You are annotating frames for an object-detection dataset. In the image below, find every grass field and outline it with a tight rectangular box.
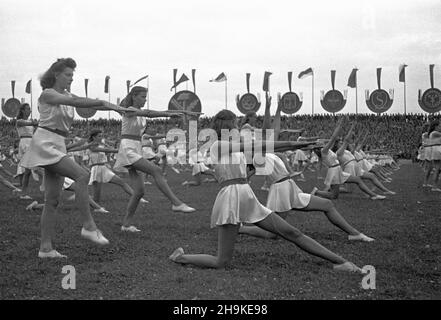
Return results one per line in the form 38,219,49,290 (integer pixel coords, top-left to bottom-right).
0,161,440,300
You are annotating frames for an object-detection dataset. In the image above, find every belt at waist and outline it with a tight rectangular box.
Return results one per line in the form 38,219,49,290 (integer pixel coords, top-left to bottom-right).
220,178,248,188
90,162,107,167
121,134,141,141
342,159,355,168
427,144,441,147
19,135,33,139
274,175,292,184
328,163,340,168
38,126,68,138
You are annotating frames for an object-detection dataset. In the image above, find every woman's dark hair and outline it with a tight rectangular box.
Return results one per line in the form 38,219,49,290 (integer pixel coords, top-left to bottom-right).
88,129,102,142
40,58,77,89
428,120,439,135
120,86,147,108
211,109,236,139
16,103,30,120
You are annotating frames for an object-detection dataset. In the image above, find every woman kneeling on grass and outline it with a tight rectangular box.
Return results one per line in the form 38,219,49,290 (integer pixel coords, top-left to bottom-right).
169,109,366,273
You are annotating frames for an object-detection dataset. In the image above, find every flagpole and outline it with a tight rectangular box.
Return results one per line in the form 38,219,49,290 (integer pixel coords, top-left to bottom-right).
312,73,314,115
30,80,33,120
225,79,228,109
355,84,358,115
404,79,407,116
108,91,111,120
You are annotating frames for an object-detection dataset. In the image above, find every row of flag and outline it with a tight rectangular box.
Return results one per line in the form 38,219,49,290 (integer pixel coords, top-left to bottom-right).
11,64,424,95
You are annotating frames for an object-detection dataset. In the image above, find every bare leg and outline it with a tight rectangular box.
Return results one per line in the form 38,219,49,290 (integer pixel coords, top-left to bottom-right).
123,168,144,227
315,184,340,200
130,158,183,206
0,173,21,191
255,213,346,264
301,196,360,235
44,156,98,232
362,172,394,193
92,181,102,203
171,224,240,268
21,169,32,195
424,161,434,185
110,175,134,196
39,169,64,252
345,175,377,197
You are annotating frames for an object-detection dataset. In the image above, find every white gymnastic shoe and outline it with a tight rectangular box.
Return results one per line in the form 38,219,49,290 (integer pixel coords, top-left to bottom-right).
370,195,386,200
12,188,22,195
26,201,39,211
20,195,32,200
384,191,396,195
93,207,110,214
121,225,141,232
140,198,149,204
333,261,365,274
172,203,196,213
171,167,180,174
348,233,375,242
81,228,109,245
38,250,67,259
169,247,184,262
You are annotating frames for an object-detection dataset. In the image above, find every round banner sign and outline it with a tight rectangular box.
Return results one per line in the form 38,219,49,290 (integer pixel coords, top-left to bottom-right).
420,88,441,113
2,98,21,118
367,89,392,114
321,90,345,113
280,92,302,114
238,93,259,114
168,90,202,114
76,107,97,119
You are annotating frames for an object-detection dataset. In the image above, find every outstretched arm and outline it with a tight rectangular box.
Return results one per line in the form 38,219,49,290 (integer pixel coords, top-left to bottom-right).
336,122,355,157
322,116,345,154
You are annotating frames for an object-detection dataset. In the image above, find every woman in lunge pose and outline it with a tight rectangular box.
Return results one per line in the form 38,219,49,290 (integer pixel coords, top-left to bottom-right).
169,109,366,273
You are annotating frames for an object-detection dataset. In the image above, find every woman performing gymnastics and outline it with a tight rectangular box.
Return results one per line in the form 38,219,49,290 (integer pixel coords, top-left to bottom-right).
20,57,126,258
311,117,386,201
113,86,200,232
169,109,366,273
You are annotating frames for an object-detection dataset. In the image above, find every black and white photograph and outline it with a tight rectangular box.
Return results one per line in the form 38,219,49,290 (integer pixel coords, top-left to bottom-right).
0,0,439,308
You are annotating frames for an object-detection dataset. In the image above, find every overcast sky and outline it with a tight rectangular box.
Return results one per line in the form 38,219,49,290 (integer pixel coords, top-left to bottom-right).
1,0,440,119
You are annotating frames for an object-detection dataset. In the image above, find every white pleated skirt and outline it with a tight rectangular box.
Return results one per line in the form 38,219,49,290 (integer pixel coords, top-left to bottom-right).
324,166,351,187
294,150,308,162
342,162,357,176
432,146,441,160
20,127,67,168
114,139,143,172
266,179,310,212
89,164,115,184
360,159,373,172
211,184,272,228
424,146,432,161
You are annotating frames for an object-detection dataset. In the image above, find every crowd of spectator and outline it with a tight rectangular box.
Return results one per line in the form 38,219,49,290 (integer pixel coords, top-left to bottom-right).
0,113,436,160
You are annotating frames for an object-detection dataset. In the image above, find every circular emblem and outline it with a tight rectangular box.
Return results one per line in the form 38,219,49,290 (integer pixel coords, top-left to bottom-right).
168,90,202,115
238,93,259,114
322,90,345,113
420,88,441,113
2,98,21,117
367,89,391,113
76,108,97,119
280,92,301,114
